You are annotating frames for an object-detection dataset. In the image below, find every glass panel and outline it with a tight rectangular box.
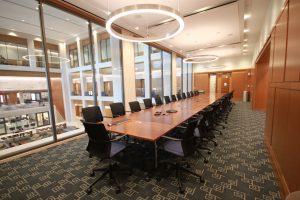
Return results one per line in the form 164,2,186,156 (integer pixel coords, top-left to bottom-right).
135,62,145,97
150,47,162,98
188,63,193,91
182,62,188,93
0,1,54,153
83,70,94,96
70,72,81,96
83,44,91,66
176,57,183,93
163,51,171,97
100,67,113,96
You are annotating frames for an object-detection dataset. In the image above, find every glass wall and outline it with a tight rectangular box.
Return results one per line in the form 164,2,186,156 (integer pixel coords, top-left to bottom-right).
150,47,163,97
187,63,193,91
182,62,188,93
162,51,172,97
0,0,54,152
176,57,183,93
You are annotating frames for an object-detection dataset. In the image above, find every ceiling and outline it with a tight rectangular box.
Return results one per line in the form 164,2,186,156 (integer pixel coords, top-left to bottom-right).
0,0,270,63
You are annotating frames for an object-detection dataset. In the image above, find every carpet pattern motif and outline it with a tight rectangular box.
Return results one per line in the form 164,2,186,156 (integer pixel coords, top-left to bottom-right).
0,102,281,200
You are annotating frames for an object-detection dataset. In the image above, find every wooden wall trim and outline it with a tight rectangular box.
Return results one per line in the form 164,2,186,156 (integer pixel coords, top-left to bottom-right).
270,82,300,90
194,68,252,75
265,138,290,199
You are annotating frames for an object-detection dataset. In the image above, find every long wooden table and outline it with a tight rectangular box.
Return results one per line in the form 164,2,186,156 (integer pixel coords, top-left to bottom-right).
103,93,225,168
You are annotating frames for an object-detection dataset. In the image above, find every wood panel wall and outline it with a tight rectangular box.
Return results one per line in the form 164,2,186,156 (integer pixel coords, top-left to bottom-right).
194,70,251,100
264,0,300,197
253,42,270,111
194,73,209,93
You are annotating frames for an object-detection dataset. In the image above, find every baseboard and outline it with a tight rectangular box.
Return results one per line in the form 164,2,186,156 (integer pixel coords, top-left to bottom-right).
264,138,290,199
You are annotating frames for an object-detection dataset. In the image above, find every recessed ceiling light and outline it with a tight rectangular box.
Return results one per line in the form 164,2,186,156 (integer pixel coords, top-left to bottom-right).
244,38,248,42
8,32,17,36
66,18,70,21
85,21,89,24
242,49,247,52
134,26,139,30
199,48,204,51
244,29,250,33
243,44,248,47
35,7,38,10
21,19,25,22
218,45,225,48
244,14,251,20
169,44,173,47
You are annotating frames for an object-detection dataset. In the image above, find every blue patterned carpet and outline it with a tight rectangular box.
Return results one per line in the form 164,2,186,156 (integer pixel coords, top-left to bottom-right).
0,102,281,200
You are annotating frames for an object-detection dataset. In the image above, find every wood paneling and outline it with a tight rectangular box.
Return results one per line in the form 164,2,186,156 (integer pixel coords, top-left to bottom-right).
51,78,65,119
7,92,18,104
264,1,300,196
194,73,209,93
253,42,270,111
285,0,300,81
34,41,59,51
231,71,247,101
0,34,27,45
272,5,288,83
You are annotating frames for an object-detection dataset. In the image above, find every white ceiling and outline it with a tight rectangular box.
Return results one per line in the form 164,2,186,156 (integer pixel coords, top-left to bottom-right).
0,0,270,64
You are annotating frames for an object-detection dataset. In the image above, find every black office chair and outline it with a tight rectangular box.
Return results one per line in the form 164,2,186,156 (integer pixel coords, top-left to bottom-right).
110,102,126,118
190,91,194,97
154,96,163,106
186,92,191,98
171,95,177,102
129,101,141,113
161,119,204,193
164,96,171,104
176,93,182,100
82,121,127,194
182,93,187,99
82,106,103,123
143,98,153,109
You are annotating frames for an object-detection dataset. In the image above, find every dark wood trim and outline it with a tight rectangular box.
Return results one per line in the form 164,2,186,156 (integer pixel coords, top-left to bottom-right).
270,82,300,90
194,68,252,75
264,138,290,199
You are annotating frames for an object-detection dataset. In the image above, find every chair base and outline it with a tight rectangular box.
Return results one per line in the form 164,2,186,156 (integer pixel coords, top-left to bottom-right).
86,163,121,195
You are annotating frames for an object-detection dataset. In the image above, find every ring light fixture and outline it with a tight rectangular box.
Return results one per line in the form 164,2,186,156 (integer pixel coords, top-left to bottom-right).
23,55,70,64
106,4,184,43
183,55,219,64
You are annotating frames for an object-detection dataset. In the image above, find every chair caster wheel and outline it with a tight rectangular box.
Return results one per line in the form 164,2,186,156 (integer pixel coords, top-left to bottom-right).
179,189,185,194
90,171,95,177
204,159,208,164
86,188,92,194
115,187,121,194
200,177,205,183
214,143,218,147
186,164,191,168
223,127,225,129
219,132,223,135
207,151,212,155
145,177,151,182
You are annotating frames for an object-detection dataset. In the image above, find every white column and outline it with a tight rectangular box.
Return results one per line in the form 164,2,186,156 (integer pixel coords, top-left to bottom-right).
76,37,83,67
120,35,135,111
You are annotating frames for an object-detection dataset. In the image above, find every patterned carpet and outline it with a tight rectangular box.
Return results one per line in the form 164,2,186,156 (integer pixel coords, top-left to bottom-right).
0,102,281,200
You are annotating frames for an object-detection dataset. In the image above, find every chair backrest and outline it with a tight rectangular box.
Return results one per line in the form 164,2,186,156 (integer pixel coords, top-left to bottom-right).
82,122,111,158
110,102,126,118
171,95,177,102
154,96,163,106
164,96,171,104
129,101,141,113
181,119,198,156
82,106,103,123
187,92,191,98
176,93,182,100
143,98,153,109
182,93,187,99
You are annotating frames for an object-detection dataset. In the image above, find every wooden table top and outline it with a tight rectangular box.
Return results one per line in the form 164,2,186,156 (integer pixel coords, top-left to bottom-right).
103,93,225,141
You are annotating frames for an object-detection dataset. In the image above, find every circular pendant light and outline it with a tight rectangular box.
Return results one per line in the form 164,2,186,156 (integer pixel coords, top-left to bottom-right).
22,55,70,64
183,55,219,63
106,4,184,43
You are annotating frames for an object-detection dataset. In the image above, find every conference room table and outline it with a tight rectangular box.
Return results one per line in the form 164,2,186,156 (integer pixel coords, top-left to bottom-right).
103,93,226,169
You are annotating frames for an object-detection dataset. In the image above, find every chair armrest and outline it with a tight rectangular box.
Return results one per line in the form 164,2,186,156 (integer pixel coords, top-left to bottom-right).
109,135,127,142
161,135,183,141
176,125,187,129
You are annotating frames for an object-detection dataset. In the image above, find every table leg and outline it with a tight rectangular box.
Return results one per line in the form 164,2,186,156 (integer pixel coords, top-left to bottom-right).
154,141,158,169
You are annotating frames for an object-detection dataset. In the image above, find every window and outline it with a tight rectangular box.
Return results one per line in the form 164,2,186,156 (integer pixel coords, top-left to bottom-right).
69,48,79,68
150,47,162,97
134,43,144,56
83,70,94,96
176,57,183,93
100,38,111,62
82,43,92,66
0,39,29,66
163,51,172,97
100,67,113,96
70,72,81,96
182,62,188,93
135,62,146,97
